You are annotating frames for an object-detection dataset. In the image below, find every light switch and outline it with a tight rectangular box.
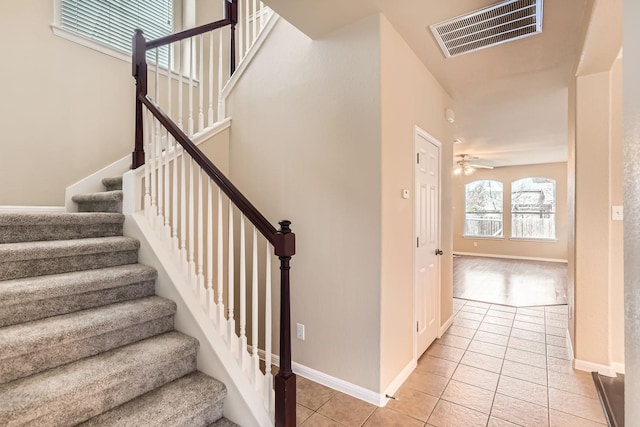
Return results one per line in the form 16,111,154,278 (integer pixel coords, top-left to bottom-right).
612,205,624,221
402,189,410,199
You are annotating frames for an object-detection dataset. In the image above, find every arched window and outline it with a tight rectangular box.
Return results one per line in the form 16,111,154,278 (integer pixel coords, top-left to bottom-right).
464,180,503,237
511,177,556,239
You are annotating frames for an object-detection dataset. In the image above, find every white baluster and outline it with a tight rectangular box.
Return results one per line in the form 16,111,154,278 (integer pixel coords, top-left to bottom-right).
188,38,194,136
251,226,260,386
143,109,151,217
177,40,184,130
206,179,214,318
245,0,250,57
252,0,257,46
208,31,214,127
227,202,236,349
197,165,205,298
198,34,204,132
217,29,225,121
180,148,187,268
264,243,274,412
165,45,173,242
172,144,179,254
154,49,163,235
217,188,225,329
188,158,196,286
150,117,157,219
238,0,244,61
260,2,266,31
239,214,248,370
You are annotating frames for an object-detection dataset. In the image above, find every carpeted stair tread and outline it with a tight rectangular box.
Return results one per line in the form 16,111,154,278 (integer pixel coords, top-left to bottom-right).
0,212,124,243
0,296,176,384
79,371,227,427
0,236,139,280
209,417,239,427
102,177,123,191
0,264,157,327
73,190,123,213
0,331,199,427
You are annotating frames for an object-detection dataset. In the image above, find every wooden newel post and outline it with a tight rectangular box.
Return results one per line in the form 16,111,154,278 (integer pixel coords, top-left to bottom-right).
274,220,296,427
226,0,238,75
132,29,148,169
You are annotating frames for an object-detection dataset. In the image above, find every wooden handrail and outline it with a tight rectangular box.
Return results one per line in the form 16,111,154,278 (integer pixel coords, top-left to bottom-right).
146,18,232,50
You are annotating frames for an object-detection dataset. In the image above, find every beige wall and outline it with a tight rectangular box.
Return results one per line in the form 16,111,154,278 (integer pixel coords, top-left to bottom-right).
453,163,568,261
226,16,383,392
379,16,453,391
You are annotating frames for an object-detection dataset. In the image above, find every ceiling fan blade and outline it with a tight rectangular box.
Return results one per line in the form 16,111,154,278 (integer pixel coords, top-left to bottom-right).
469,163,494,169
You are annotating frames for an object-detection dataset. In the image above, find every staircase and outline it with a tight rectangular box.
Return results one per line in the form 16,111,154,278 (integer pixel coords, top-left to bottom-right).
0,178,236,426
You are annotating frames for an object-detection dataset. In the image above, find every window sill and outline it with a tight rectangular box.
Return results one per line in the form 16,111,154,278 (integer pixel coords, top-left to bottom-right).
462,236,504,240
509,237,559,243
51,25,199,86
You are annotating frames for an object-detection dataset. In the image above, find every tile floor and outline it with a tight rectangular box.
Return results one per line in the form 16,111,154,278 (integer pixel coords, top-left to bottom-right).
295,298,607,426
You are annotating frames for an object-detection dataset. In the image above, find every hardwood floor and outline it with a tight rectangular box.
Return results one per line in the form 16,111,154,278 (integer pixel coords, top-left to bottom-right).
453,255,567,307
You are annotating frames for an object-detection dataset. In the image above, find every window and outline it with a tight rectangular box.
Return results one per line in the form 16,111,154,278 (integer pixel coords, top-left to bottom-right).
511,177,556,239
464,180,503,237
59,0,173,65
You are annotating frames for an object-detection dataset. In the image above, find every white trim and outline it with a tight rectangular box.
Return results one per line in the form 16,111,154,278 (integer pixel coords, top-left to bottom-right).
383,359,416,403
508,237,560,243
250,347,389,407
574,359,618,377
439,314,454,338
218,15,279,120
65,118,231,212
612,362,625,374
453,252,568,263
566,332,575,360
0,206,66,213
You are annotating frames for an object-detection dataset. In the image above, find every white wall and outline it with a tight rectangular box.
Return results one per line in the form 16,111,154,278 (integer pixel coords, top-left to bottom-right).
623,0,640,418
226,16,383,392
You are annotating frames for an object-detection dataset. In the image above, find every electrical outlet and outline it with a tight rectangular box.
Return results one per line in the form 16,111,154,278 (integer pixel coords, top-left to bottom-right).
473,241,478,247
612,205,624,221
296,323,305,340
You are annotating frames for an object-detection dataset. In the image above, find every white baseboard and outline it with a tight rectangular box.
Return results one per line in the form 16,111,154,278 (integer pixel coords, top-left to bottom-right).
251,347,389,407
0,206,66,213
566,333,574,360
383,359,416,404
574,359,618,377
612,362,625,374
439,314,454,338
453,252,568,263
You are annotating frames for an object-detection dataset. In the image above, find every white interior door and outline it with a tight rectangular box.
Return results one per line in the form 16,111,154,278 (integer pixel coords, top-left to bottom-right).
415,128,441,357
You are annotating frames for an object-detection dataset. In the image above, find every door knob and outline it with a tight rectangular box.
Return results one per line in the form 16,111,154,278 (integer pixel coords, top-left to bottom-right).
435,249,443,256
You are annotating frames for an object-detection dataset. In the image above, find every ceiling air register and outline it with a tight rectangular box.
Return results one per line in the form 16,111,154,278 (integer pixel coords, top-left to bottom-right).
430,0,543,58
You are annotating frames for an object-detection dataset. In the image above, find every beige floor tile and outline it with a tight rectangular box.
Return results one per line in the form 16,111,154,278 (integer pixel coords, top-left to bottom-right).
437,333,471,350
514,313,546,325
490,305,517,313
517,308,545,318
461,306,489,315
486,309,515,320
549,409,607,426
545,311,568,320
504,347,547,369
478,322,511,336
473,330,510,347
546,344,571,360
466,301,492,308
509,327,546,343
300,412,345,427
545,306,568,314
426,343,466,363
497,375,548,407
482,316,514,327
449,317,480,332
546,318,568,329
501,360,547,386
441,379,495,413
451,363,500,391
297,404,314,426
548,388,607,424
317,392,376,427
547,369,598,399
427,399,489,427
491,394,549,427
457,311,485,322
363,407,423,427
512,320,546,333
386,386,438,422
448,323,478,337
403,368,451,398
460,351,504,374
545,334,568,348
297,376,338,410
545,325,567,337
546,356,574,375
416,354,458,378
467,340,507,358
508,336,547,355
488,417,520,427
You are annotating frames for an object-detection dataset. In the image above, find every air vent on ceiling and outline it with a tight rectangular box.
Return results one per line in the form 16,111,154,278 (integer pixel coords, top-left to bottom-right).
430,0,543,58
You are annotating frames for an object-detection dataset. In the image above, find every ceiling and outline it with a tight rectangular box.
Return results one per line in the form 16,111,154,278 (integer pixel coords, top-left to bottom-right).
262,0,621,167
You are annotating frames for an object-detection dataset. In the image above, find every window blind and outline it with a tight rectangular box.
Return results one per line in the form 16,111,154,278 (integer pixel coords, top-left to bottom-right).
61,0,173,65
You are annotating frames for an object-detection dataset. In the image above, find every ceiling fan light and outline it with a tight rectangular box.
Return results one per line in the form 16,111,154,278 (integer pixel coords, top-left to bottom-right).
464,165,475,175
454,166,462,175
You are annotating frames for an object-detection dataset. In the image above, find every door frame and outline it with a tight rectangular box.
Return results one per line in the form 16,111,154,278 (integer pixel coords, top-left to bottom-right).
413,125,443,361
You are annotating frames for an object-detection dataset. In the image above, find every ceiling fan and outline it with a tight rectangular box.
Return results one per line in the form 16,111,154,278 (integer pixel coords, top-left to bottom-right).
454,154,494,175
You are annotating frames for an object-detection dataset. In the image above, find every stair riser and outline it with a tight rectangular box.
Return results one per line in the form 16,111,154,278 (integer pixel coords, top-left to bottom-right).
0,223,123,244
169,401,225,427
0,250,138,281
0,315,174,384
0,280,155,328
77,200,123,213
2,340,198,426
